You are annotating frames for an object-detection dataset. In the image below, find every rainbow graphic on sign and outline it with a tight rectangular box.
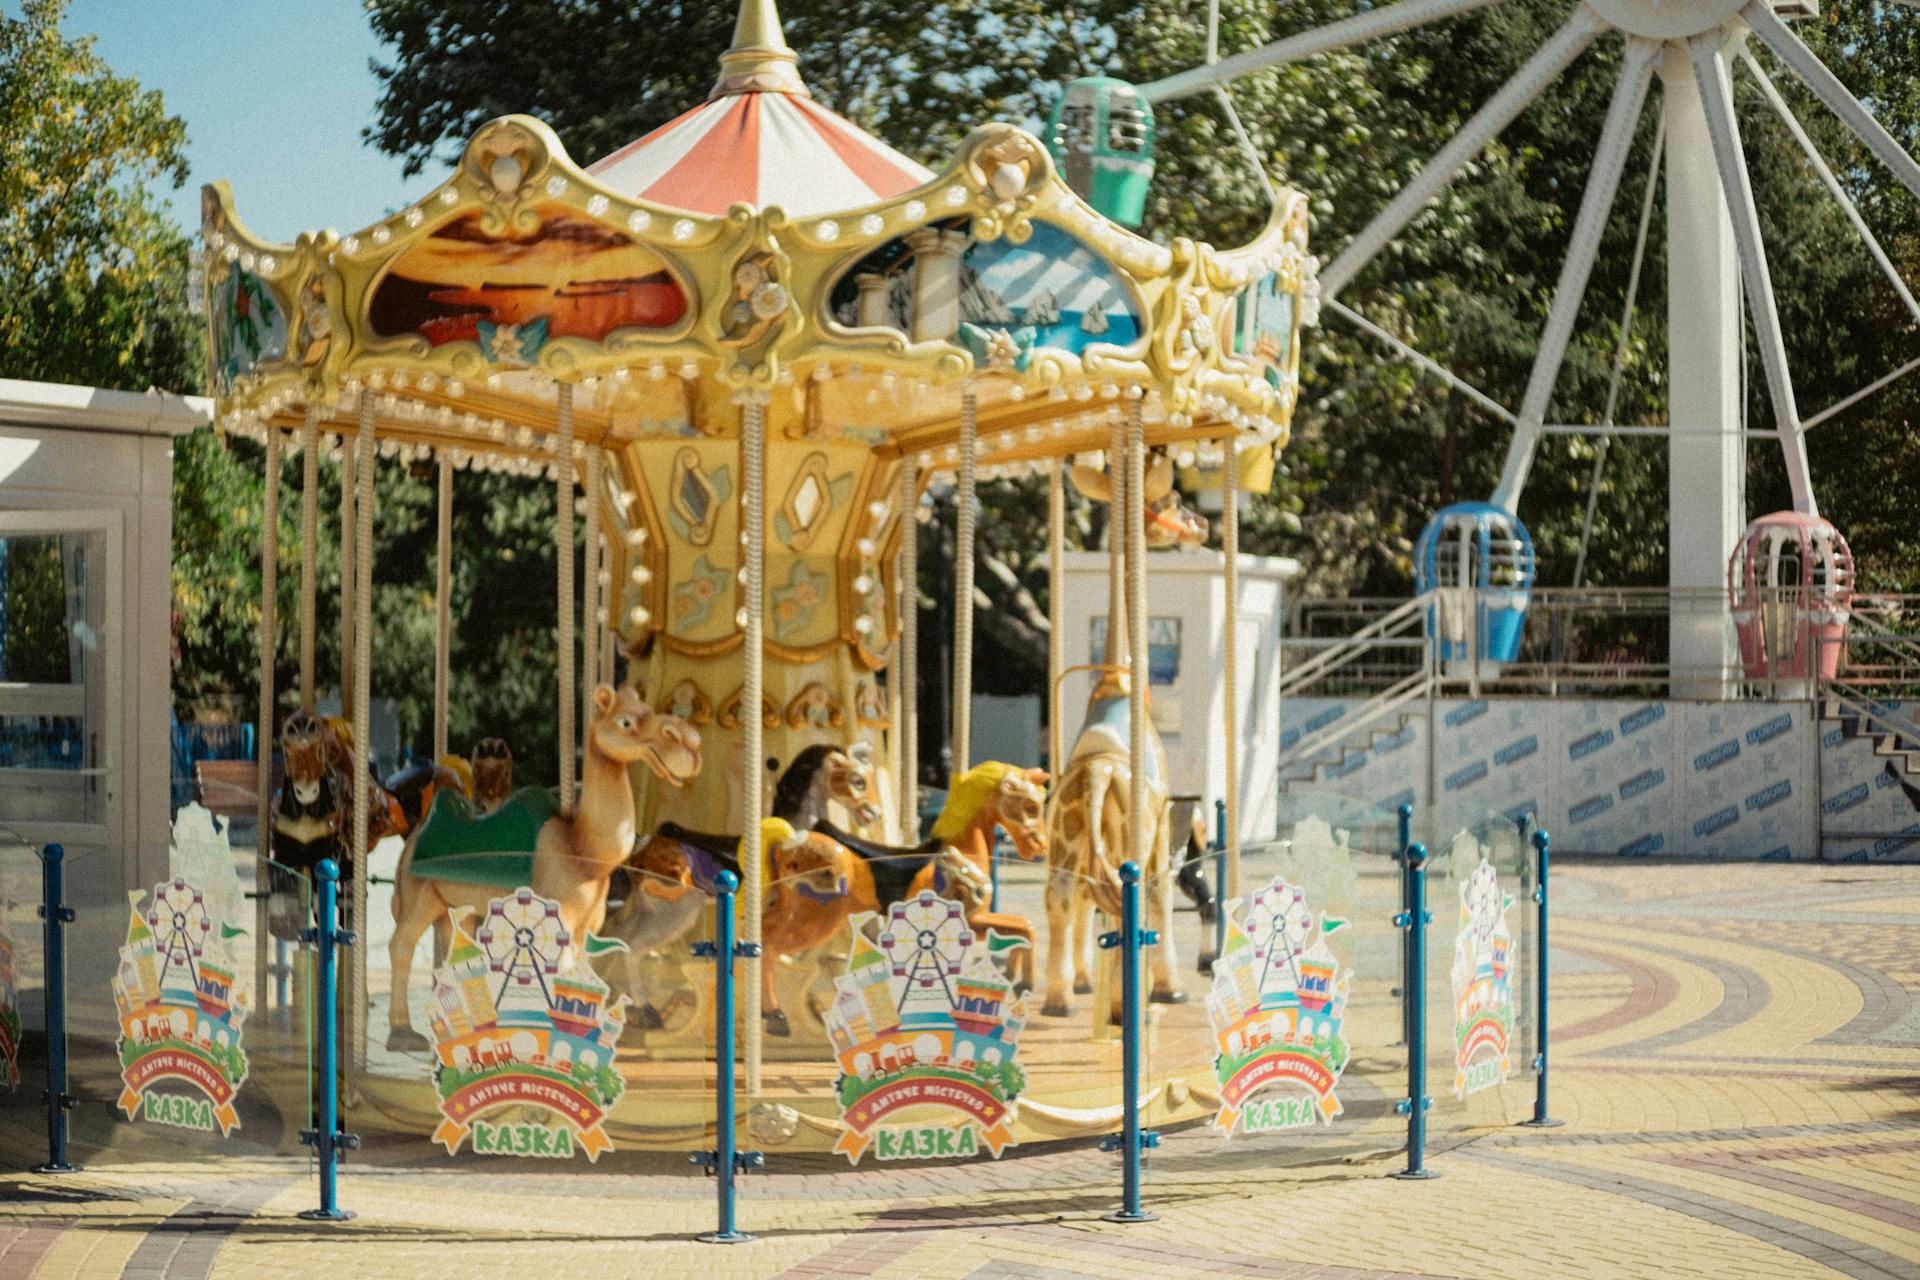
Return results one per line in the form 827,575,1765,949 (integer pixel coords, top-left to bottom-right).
1451,858,1517,1098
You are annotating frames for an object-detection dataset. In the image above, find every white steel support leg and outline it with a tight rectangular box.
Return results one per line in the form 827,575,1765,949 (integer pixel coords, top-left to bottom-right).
1690,33,1816,517
1319,6,1604,301
1492,37,1657,511
1663,45,1744,697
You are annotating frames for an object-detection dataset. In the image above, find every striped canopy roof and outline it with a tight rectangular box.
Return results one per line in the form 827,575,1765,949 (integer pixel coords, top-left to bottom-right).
587,92,933,218
585,0,931,217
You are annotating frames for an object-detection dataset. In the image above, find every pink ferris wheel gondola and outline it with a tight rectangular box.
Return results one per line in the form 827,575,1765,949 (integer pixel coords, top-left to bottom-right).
1728,512,1854,683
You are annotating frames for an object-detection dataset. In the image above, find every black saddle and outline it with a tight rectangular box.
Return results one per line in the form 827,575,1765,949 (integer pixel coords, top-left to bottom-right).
813,821,942,909
654,822,744,888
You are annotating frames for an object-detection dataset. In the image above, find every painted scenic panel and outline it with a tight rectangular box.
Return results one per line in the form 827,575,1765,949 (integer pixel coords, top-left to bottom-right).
210,266,287,388
959,222,1141,354
367,202,688,357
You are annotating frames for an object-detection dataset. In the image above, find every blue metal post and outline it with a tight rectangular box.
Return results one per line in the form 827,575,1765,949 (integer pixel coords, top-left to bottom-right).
298,860,357,1220
1396,803,1413,1049
1212,798,1228,964
1393,843,1436,1179
1100,860,1159,1223
692,869,762,1243
1520,829,1563,1128
34,844,78,1174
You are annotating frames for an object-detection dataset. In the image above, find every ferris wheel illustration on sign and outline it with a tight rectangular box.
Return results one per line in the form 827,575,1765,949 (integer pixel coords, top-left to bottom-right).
476,887,571,1008
880,891,974,1020
1244,881,1314,998
1105,0,1920,681
147,879,211,992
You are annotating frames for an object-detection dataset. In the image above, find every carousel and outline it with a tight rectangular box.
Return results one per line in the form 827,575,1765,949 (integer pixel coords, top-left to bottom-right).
199,0,1318,1156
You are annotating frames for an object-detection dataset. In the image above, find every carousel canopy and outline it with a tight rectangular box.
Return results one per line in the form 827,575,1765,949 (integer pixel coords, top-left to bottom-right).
586,1,932,218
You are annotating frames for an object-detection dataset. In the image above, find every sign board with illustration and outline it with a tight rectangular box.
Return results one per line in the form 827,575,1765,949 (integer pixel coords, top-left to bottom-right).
1207,877,1350,1136
1450,857,1517,1097
113,880,249,1135
427,887,629,1162
827,891,1028,1164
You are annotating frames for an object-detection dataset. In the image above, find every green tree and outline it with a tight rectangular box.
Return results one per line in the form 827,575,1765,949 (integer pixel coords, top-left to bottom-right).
0,0,199,389
362,0,1919,706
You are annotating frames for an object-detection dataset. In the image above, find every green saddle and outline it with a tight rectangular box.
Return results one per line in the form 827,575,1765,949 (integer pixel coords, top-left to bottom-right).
409,785,560,888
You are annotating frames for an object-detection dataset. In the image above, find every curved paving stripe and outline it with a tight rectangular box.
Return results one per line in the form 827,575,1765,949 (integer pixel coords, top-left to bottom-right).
1463,1147,1918,1279
1549,932,1723,1056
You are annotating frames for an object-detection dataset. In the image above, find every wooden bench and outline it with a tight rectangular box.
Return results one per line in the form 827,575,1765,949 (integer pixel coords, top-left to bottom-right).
194,759,263,820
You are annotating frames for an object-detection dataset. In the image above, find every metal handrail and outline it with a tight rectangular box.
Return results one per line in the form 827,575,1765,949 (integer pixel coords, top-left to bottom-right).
1278,592,1432,699
1276,667,1433,780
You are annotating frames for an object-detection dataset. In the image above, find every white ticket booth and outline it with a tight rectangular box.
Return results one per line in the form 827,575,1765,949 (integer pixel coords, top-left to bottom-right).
0,379,206,885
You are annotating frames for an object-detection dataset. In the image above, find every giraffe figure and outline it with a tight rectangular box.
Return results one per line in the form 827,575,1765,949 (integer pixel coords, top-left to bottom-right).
1042,449,1202,1017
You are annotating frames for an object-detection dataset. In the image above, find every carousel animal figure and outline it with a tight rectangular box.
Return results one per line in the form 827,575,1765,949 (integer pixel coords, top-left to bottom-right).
600,743,885,1026
317,715,411,843
815,761,1049,993
1170,796,1219,974
758,818,995,1036
267,710,344,939
1044,454,1205,1017
471,737,515,815
384,684,702,1050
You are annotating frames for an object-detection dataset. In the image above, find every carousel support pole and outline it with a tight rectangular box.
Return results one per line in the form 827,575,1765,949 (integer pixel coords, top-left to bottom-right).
691,869,762,1243
1099,860,1159,1222
1221,439,1241,906
33,844,77,1174
740,396,768,1095
298,407,319,711
896,459,919,839
348,398,374,1073
256,421,282,1010
556,384,577,812
1521,828,1563,1128
952,385,978,773
1393,842,1436,1179
1212,797,1227,965
339,418,356,720
1123,395,1149,927
433,449,452,763
1047,460,1064,779
297,858,358,1220
582,446,603,773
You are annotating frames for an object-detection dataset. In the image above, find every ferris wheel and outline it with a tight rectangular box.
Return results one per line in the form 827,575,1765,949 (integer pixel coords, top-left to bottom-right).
1056,0,1920,662
477,887,571,1008
880,890,974,1009
147,878,211,992
1245,880,1314,995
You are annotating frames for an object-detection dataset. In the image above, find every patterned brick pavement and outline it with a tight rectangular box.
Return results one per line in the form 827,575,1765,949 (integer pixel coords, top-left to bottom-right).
2,861,1916,1279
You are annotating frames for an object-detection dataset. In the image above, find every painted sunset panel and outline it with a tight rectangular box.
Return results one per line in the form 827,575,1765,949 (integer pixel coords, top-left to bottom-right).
367,202,688,351
959,222,1141,354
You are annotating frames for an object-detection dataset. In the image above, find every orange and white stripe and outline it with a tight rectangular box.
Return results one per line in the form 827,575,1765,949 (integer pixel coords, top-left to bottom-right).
587,93,933,218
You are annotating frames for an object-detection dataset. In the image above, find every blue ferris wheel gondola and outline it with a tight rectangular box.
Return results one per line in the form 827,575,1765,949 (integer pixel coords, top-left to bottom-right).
1414,502,1536,665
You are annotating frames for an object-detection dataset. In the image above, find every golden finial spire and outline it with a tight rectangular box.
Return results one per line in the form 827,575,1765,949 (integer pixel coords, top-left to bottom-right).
709,0,810,100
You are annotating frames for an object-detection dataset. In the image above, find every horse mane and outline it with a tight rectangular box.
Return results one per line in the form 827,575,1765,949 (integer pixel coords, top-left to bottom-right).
773,744,839,820
931,761,1012,843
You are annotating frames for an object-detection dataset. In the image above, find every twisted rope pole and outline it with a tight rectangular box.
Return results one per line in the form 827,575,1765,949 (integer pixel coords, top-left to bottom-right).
350,396,375,1071
740,396,768,1094
582,446,603,767
1048,460,1065,779
555,383,576,813
952,385,978,774
433,449,452,763
297,407,318,711
894,459,918,838
1222,442,1240,900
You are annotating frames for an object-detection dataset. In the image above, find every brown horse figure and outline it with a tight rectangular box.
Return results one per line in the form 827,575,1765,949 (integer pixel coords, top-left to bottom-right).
384,684,701,1050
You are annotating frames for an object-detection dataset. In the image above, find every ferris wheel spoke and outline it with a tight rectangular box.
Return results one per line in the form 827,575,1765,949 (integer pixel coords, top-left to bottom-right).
1738,50,1920,326
1688,35,1818,519
1492,37,1657,511
1138,0,1508,104
1319,5,1607,303
1743,2,1920,206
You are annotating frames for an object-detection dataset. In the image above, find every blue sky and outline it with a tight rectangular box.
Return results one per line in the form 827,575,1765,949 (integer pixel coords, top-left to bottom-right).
30,1,446,243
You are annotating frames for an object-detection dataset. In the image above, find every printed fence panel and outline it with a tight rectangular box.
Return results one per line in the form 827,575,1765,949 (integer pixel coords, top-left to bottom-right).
1419,806,1535,1144
0,834,41,1161
51,810,314,1165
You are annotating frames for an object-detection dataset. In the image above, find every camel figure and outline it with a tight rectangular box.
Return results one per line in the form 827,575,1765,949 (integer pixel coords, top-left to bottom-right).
385,684,701,1050
1044,452,1201,1017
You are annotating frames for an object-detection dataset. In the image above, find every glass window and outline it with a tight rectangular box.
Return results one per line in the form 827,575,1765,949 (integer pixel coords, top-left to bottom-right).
0,528,110,828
